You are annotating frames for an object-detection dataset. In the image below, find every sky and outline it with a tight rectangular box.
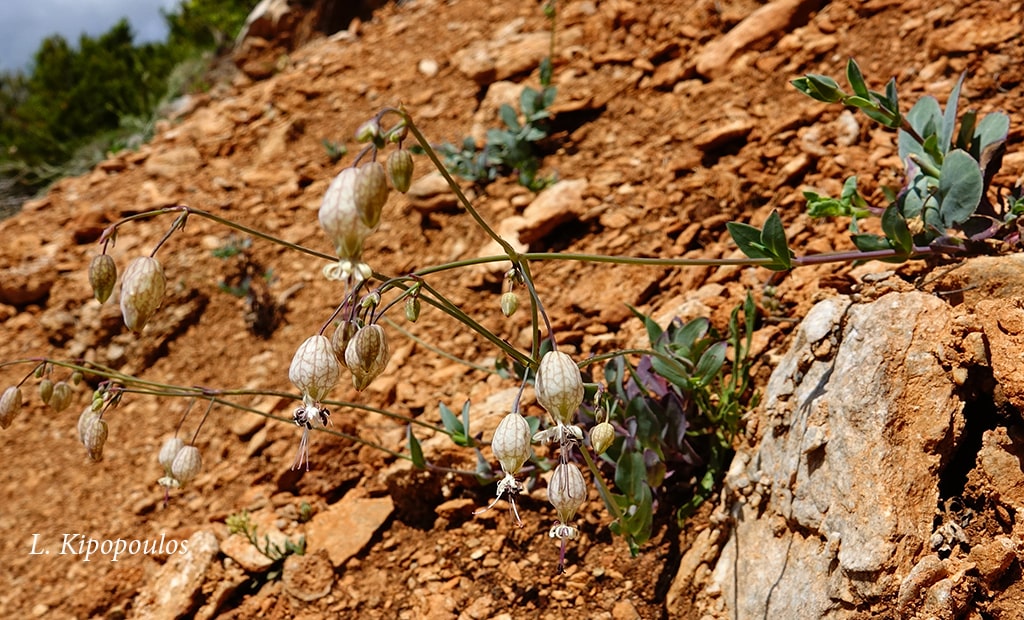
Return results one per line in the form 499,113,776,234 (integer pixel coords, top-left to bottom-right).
0,0,181,73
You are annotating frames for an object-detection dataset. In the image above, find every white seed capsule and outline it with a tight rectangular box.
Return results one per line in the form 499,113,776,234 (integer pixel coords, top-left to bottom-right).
589,422,615,456
548,462,586,525
81,416,108,461
491,412,532,475
171,445,202,483
289,335,341,404
49,381,73,413
0,386,23,429
319,167,375,264
119,256,166,332
535,351,584,426
159,436,185,473
78,407,98,440
344,324,390,391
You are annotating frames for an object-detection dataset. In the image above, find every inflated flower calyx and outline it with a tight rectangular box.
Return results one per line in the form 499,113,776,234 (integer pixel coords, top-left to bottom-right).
171,445,202,482
500,292,519,317
49,381,73,413
89,254,117,303
0,386,23,429
535,351,585,426
404,296,421,322
548,461,586,525
39,378,54,405
289,335,341,404
589,422,615,456
81,416,108,461
78,407,98,440
355,119,380,142
119,256,166,332
159,436,185,473
331,321,359,360
387,148,414,193
319,167,375,280
354,161,389,229
345,324,390,391
491,412,533,476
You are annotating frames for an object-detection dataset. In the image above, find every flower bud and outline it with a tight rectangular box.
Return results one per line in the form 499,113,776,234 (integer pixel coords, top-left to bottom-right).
500,292,519,317
49,381,73,413
404,296,421,322
71,371,83,386
387,149,414,193
159,436,185,473
81,416,108,461
39,378,54,404
345,324,390,391
319,167,375,264
171,445,202,482
289,335,341,404
0,386,23,429
89,254,117,303
548,462,586,525
589,422,615,456
354,161,389,229
355,119,380,142
535,351,584,426
492,412,532,475
119,256,166,332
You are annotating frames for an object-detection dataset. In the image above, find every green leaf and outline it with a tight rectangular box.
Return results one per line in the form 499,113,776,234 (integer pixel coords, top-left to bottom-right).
940,73,965,156
539,57,553,87
938,149,983,227
974,112,1010,154
460,400,475,448
726,222,771,259
900,96,942,162
498,104,521,132
407,425,426,469
851,233,893,253
845,59,869,99
694,341,727,386
439,402,466,439
761,210,792,269
881,204,913,255
628,304,664,345
615,450,647,502
792,74,844,102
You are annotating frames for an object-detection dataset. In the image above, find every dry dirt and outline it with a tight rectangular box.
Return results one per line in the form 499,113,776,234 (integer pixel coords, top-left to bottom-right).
1,0,1024,618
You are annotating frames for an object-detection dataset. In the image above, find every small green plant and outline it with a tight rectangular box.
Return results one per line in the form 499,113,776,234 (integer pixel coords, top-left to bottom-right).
226,510,305,580
321,138,348,164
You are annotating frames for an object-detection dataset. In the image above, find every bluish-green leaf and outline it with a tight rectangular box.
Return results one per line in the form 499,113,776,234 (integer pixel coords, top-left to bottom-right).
439,402,465,437
460,400,475,447
974,112,1010,153
407,425,426,469
498,103,520,132
900,96,942,162
694,341,727,386
627,304,663,345
940,73,965,156
938,149,983,227
615,450,647,502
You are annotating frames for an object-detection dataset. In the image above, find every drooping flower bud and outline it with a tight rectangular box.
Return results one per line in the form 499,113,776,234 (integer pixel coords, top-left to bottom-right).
81,416,108,461
171,445,202,483
354,161,389,229
500,292,519,317
71,371,83,386
548,462,586,525
355,119,380,143
49,381,73,413
491,412,533,476
89,254,117,303
589,422,615,456
289,335,341,404
119,256,166,332
345,324,390,391
535,351,585,426
404,296,421,322
39,378,54,405
0,386,23,429
319,167,375,269
159,436,185,473
387,149,414,193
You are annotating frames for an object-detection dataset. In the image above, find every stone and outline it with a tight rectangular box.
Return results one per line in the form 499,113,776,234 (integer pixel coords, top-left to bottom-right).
281,550,334,601
304,489,393,567
454,29,550,84
695,0,820,77
144,146,203,180
0,255,56,306
705,291,962,617
132,530,220,620
407,171,458,213
516,179,588,244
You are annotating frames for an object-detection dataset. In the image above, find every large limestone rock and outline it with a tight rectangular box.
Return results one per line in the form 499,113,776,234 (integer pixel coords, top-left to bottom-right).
705,292,963,617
